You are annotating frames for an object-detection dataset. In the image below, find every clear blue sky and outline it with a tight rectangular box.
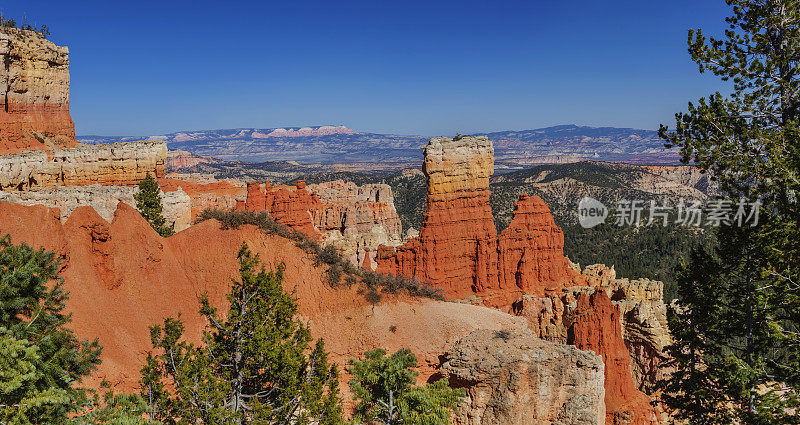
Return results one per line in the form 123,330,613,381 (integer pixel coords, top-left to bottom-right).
4,0,731,136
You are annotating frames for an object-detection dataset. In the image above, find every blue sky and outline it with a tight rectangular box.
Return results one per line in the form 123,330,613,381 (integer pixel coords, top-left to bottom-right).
4,0,731,136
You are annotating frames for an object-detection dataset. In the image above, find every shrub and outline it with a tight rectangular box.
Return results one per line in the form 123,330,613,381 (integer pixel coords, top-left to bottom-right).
348,348,464,425
196,209,443,302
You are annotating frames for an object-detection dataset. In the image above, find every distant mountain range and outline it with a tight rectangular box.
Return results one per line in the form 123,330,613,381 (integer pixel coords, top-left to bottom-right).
79,124,680,169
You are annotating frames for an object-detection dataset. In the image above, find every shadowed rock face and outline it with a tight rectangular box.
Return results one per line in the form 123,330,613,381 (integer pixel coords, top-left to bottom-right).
0,28,75,153
375,136,578,305
442,328,606,425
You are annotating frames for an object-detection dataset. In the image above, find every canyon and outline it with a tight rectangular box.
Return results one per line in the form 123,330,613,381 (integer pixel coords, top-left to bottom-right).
0,27,676,425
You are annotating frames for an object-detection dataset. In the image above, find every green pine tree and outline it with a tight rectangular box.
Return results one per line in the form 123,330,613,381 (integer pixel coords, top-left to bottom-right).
658,1,800,423
348,348,464,425
70,380,160,425
140,243,343,425
0,234,102,424
134,173,174,237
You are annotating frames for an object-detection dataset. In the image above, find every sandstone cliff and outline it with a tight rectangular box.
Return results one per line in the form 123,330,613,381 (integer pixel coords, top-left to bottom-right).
159,175,244,222
0,184,191,231
373,135,669,424
0,28,75,153
0,141,167,190
242,179,404,264
443,329,606,425
308,179,402,266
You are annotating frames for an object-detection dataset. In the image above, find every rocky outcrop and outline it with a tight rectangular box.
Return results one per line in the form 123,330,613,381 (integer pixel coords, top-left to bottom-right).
309,180,402,266
497,194,575,294
568,291,660,425
442,328,606,425
0,28,76,153
376,136,578,305
610,278,671,395
0,184,191,231
0,141,167,190
242,179,404,261
509,268,670,424
159,176,244,222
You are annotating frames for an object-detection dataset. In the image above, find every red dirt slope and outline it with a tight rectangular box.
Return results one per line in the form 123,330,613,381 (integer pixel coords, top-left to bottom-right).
0,201,526,393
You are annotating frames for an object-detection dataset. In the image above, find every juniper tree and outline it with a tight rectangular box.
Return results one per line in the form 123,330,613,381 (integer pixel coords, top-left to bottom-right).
659,0,800,422
69,381,160,425
134,173,174,237
348,348,464,425
0,234,102,424
140,243,343,425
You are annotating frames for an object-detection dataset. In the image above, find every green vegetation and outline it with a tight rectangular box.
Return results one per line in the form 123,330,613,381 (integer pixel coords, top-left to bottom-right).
0,234,102,424
70,382,158,425
134,173,174,237
0,15,50,36
139,243,343,424
348,348,464,425
563,221,711,301
658,1,800,422
196,209,442,300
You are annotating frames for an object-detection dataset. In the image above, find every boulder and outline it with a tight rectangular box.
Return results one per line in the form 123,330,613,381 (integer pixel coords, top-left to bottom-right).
442,328,606,425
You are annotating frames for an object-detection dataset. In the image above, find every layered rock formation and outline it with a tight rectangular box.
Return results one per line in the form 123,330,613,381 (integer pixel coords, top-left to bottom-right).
443,328,606,425
309,180,402,266
242,179,404,263
0,184,191,231
497,194,575,294
159,175,244,222
610,277,671,395
509,268,670,424
243,180,322,237
0,141,167,190
0,28,76,153
374,136,669,424
375,136,578,304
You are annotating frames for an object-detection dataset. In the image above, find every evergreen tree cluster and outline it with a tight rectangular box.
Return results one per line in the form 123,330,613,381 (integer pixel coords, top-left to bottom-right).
0,234,101,424
348,348,464,425
659,0,800,422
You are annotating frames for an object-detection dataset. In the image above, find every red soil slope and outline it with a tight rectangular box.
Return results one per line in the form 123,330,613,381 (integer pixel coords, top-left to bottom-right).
0,201,526,394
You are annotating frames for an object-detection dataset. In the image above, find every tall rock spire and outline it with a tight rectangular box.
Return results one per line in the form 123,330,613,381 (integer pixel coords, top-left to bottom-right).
376,135,577,305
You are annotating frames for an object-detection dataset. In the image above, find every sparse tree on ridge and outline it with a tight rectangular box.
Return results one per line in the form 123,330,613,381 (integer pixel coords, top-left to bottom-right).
658,0,800,423
139,243,343,425
134,173,174,237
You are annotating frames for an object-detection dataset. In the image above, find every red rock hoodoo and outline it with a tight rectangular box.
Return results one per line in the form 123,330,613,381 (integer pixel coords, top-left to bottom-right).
375,136,578,306
242,180,322,238
569,291,660,425
0,28,76,154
